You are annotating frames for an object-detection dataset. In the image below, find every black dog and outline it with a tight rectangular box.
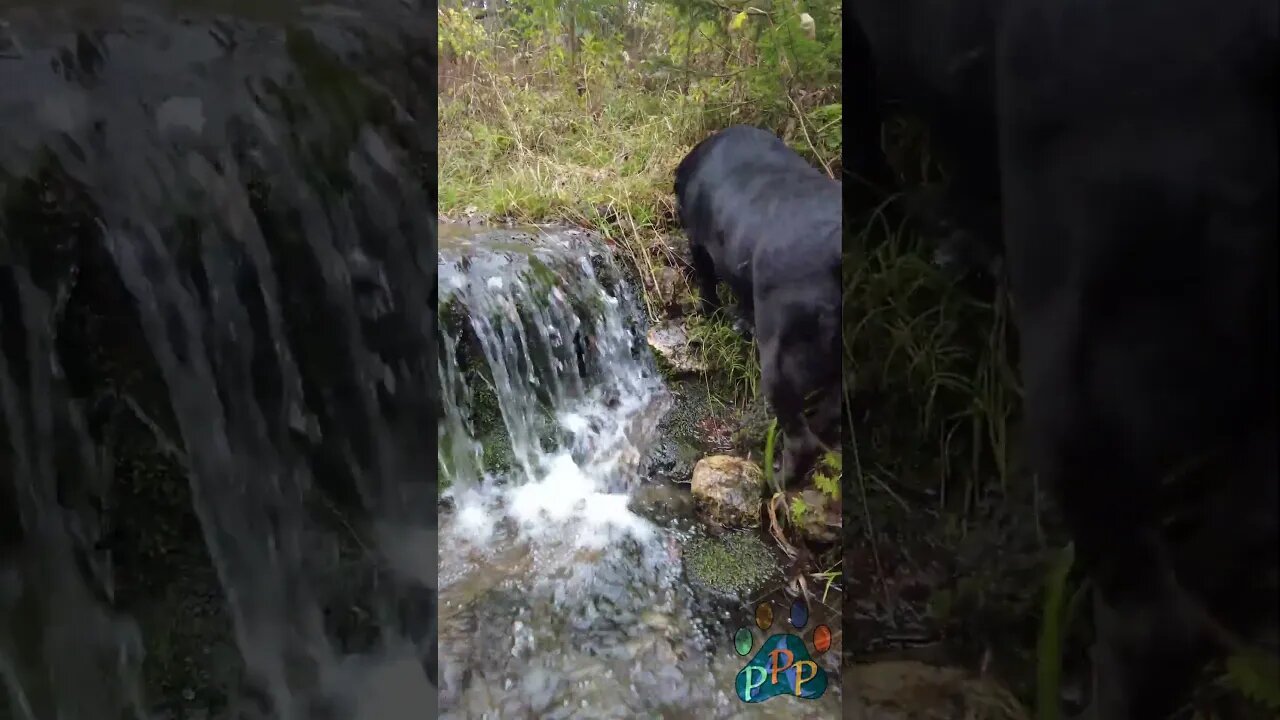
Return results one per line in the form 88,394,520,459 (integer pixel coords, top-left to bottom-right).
853,0,1279,717
998,0,1277,716
674,125,842,486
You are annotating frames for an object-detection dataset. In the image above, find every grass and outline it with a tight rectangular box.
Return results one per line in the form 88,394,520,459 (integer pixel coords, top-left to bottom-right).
440,72,714,316
844,208,1019,517
685,310,761,405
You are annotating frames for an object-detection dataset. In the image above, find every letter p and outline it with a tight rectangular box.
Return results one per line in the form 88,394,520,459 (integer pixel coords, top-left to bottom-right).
793,660,818,696
740,666,767,701
769,648,795,685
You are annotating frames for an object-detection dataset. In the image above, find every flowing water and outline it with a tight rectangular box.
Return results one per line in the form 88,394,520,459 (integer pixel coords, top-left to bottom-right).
1,5,437,719
437,225,842,719
1,5,842,719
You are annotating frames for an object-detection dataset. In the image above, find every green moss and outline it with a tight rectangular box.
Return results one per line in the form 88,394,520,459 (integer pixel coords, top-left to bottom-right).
438,455,451,495
659,382,711,447
684,531,779,596
480,432,513,475
440,295,469,339
467,373,504,438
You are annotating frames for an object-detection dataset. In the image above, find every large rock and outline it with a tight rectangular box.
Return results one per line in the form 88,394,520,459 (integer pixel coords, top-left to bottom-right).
691,455,764,530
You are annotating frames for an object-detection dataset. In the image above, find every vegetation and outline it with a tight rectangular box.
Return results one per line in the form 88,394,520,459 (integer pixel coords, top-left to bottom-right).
439,0,1277,715
439,0,841,553
439,0,840,310
685,530,780,596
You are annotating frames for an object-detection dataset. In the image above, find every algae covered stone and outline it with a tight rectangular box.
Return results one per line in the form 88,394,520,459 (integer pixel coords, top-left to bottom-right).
690,454,764,530
684,530,778,596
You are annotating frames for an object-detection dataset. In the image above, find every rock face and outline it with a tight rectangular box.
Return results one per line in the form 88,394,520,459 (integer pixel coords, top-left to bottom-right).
0,8,437,717
438,225,647,487
691,455,765,530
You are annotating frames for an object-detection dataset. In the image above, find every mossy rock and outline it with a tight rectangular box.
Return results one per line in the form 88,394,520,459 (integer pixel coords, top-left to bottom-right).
683,530,779,597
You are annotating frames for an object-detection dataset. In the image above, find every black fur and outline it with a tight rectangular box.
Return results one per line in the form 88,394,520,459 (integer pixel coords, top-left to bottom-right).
675,125,842,486
852,0,1279,716
998,0,1277,715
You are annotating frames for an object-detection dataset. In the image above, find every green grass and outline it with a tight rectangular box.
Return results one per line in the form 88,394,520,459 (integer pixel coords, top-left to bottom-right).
685,311,760,404
440,75,712,315
844,210,1019,513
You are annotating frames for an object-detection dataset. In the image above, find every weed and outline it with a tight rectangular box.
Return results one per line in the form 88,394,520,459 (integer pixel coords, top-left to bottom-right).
844,214,1019,515
762,418,779,494
685,313,760,405
811,561,842,605
1036,543,1089,720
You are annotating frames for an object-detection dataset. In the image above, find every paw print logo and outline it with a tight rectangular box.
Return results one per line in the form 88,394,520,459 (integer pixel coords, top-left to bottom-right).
732,598,831,702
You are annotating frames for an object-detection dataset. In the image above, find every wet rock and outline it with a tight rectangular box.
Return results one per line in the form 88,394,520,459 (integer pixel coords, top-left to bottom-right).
2,7,436,714
628,482,694,524
653,265,684,311
647,320,707,377
847,661,1028,720
790,488,840,545
640,434,701,485
690,455,764,530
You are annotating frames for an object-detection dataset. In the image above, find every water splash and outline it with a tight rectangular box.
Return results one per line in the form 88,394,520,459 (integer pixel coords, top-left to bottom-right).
437,226,667,549
1,6,437,719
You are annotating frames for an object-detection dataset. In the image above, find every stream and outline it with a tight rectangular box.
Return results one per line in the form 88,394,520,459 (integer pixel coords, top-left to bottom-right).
2,5,436,719
437,224,842,719
0,4,844,719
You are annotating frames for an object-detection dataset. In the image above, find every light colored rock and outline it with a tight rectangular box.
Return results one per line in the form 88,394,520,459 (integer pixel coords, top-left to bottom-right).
847,660,1029,720
790,488,840,545
690,455,764,529
647,320,707,376
654,265,683,308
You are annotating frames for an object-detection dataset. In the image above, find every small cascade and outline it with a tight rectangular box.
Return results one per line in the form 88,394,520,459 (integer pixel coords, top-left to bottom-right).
435,226,842,719
436,226,668,542
1,6,438,720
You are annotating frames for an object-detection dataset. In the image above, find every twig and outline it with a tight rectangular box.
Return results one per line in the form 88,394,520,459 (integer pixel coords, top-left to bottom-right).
787,92,834,178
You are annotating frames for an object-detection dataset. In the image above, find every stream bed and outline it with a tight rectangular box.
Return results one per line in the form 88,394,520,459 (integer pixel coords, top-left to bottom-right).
436,224,843,719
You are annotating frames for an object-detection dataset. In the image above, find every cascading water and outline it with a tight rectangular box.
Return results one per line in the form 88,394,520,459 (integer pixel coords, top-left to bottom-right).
437,226,842,719
1,5,437,719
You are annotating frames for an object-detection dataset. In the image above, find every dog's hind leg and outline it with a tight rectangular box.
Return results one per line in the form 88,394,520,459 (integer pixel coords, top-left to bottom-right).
688,243,722,317
777,416,823,488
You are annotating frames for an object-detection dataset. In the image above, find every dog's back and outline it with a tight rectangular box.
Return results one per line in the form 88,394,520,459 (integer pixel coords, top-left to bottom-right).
675,126,838,285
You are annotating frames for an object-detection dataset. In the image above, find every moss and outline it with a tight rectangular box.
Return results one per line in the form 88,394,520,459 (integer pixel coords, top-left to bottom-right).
467,372,504,438
440,295,469,339
480,432,513,475
438,455,451,495
684,530,779,597
730,399,774,456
